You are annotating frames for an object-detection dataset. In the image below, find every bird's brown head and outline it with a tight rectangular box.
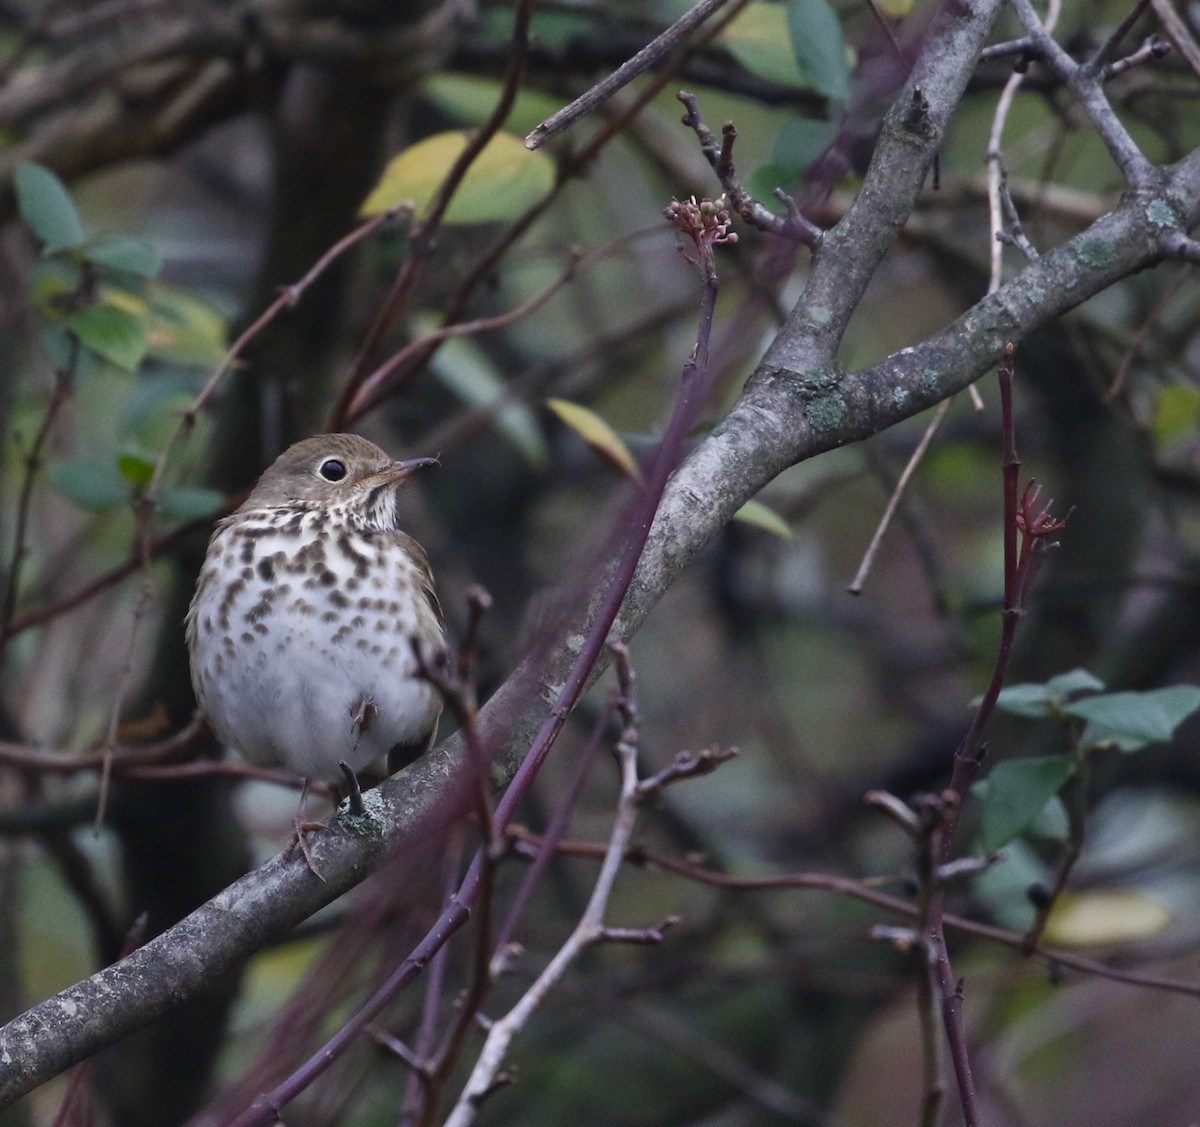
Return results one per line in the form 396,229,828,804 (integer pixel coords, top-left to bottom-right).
238,433,438,527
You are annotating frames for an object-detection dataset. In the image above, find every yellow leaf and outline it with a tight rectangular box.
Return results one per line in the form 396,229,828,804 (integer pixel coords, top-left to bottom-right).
361,131,555,224
98,285,149,317
141,282,228,367
875,0,915,16
733,499,793,539
1154,383,1200,447
1042,889,1170,947
545,398,641,483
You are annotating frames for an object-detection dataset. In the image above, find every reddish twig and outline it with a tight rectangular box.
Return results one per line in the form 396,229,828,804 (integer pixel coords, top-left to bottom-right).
330,0,536,429
1,513,214,642
492,702,613,957
0,713,206,773
916,343,1068,1126
2,210,396,647
341,251,584,425
677,92,824,247
227,202,731,1127
392,836,463,1126
514,831,1200,998
0,353,75,649
441,648,653,1127
333,0,752,422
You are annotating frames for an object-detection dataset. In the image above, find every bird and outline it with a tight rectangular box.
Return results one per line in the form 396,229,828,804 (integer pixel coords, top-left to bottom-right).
186,433,445,839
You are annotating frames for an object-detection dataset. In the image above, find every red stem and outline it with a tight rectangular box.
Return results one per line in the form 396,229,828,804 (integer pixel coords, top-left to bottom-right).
925,343,1021,1127
329,0,535,429
228,243,723,1127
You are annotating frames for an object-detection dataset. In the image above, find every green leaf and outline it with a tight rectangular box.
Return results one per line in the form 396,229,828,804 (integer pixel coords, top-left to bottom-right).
426,328,548,467
14,162,86,252
82,234,162,279
1063,685,1200,752
157,486,225,523
992,682,1054,718
141,282,228,367
46,458,131,512
733,499,793,539
991,668,1105,718
1029,794,1070,842
775,118,840,168
1153,383,1200,448
1045,668,1106,698
68,303,148,371
117,451,156,489
748,120,840,199
28,257,83,318
361,131,556,224
421,73,564,137
123,368,204,446
977,755,1077,854
721,3,806,88
786,0,851,102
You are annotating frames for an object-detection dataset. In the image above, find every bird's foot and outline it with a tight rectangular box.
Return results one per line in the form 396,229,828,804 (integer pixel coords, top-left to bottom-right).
285,779,329,881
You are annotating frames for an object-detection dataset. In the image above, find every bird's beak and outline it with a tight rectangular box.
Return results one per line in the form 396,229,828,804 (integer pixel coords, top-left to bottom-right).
384,456,440,484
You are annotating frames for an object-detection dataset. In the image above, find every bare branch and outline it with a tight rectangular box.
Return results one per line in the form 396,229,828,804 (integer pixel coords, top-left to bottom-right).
676,91,824,247
525,0,746,149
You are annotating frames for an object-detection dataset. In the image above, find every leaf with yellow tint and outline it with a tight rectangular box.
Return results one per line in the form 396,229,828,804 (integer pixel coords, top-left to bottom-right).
733,499,793,539
1042,889,1170,947
546,398,641,483
875,0,915,17
361,131,555,224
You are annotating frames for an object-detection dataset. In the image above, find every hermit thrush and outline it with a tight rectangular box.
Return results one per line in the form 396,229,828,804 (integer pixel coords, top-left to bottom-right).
186,434,445,796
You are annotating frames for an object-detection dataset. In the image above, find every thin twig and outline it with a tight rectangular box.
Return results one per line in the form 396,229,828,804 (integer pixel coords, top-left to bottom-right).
987,0,1059,290
0,354,74,649
1149,0,1200,78
513,831,1200,998
144,205,403,503
1087,0,1153,72
847,398,950,595
226,194,731,1127
676,93,824,247
1021,750,1089,951
1102,34,1171,79
441,665,647,1127
848,0,1059,601
907,797,947,1127
1008,0,1156,187
350,1,748,419
343,251,585,424
0,713,206,773
331,0,537,428
394,837,463,1127
1103,265,1187,400
525,0,742,149
492,704,613,958
0,515,211,642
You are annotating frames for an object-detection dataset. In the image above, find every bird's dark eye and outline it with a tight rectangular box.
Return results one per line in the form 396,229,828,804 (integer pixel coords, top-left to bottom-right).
318,458,347,482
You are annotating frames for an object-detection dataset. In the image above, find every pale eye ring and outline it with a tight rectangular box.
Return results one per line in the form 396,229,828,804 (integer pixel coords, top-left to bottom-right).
318,458,347,482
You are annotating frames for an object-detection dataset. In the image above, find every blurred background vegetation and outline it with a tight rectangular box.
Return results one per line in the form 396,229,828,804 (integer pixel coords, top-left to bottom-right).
2,0,1200,1124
